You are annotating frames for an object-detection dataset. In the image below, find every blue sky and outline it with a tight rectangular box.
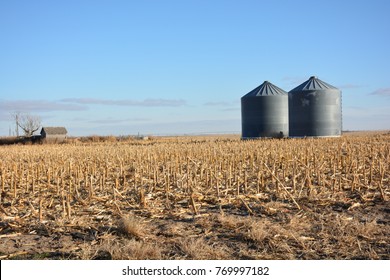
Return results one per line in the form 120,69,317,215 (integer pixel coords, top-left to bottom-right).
1,0,389,136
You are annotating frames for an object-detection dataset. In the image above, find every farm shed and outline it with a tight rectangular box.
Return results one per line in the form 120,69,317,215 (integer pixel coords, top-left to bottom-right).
288,76,342,137
40,127,68,143
241,81,289,139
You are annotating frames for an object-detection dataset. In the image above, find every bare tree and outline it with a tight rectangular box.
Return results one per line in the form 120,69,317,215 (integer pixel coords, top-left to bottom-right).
10,112,20,137
11,112,41,137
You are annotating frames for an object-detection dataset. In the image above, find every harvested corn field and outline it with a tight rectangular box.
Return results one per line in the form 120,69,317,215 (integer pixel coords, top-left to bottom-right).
0,132,389,259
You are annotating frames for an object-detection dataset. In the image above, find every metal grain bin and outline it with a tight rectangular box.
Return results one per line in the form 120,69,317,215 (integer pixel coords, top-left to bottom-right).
241,81,289,139
288,76,342,137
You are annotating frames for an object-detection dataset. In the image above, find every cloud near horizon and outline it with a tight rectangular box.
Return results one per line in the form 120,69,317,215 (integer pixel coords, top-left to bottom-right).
0,99,87,112
337,84,364,89
369,88,390,97
0,98,187,116
61,98,187,107
221,107,240,112
204,101,232,106
88,117,151,124
74,118,241,136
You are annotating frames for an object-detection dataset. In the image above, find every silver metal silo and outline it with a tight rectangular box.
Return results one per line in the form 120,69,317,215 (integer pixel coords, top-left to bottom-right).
241,81,289,139
288,76,342,137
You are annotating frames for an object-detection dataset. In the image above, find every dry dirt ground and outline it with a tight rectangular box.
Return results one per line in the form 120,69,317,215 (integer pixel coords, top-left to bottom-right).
1,195,388,260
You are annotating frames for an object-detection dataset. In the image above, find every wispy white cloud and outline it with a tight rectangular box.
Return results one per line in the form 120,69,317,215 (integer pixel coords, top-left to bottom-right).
221,107,240,112
61,98,187,107
370,88,390,97
203,101,240,114
70,117,89,122
204,101,231,106
337,84,364,89
343,106,390,130
88,117,150,124
0,112,10,121
0,100,87,112
70,119,241,136
203,100,241,109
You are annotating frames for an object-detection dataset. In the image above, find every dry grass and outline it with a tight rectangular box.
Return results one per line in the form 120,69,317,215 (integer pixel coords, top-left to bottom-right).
117,215,145,239
178,238,225,259
80,235,163,260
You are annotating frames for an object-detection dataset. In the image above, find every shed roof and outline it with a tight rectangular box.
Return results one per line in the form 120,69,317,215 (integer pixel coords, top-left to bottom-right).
41,127,68,135
289,76,338,92
242,81,288,98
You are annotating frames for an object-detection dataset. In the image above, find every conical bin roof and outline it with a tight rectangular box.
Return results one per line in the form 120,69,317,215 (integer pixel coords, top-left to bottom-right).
242,81,288,97
289,76,338,92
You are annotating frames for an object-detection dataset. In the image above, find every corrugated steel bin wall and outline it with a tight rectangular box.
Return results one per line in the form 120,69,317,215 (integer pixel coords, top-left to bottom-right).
288,76,342,137
241,81,289,139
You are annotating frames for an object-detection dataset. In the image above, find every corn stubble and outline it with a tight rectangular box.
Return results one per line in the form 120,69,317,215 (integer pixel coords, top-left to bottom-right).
0,132,389,259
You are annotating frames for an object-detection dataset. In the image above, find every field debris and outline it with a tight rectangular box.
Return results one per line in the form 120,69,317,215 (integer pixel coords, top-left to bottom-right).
0,132,389,259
